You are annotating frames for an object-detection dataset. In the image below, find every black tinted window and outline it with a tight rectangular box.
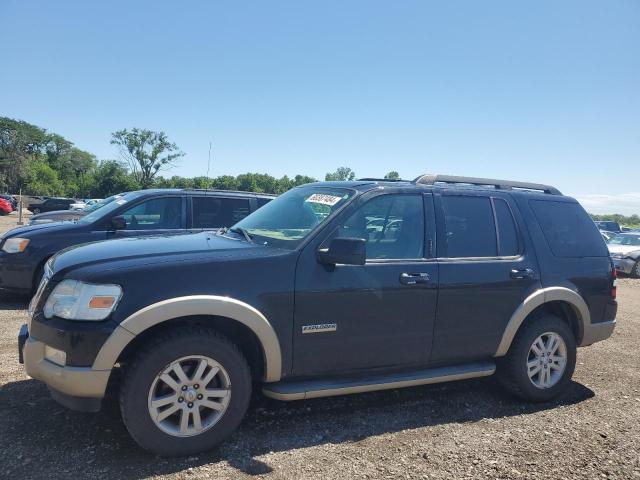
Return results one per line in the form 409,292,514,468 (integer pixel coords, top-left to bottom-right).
339,194,424,259
120,197,183,230
442,196,497,257
530,200,608,257
494,198,520,256
256,197,271,208
192,197,250,228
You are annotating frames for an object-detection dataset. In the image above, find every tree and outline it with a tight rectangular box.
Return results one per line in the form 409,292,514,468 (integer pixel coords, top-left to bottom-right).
384,171,400,180
91,160,140,197
111,128,184,188
325,167,356,181
23,160,65,196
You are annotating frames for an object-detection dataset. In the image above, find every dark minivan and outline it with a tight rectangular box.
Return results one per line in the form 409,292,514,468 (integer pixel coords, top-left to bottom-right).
0,189,273,294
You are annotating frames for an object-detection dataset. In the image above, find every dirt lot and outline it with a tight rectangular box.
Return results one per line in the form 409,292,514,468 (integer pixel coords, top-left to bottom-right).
0,212,638,480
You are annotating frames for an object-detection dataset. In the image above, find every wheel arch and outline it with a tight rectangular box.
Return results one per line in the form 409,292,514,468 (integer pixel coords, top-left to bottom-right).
494,287,589,357
93,296,282,382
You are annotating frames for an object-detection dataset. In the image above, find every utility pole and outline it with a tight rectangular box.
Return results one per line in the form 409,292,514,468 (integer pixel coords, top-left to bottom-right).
207,141,212,179
17,189,24,225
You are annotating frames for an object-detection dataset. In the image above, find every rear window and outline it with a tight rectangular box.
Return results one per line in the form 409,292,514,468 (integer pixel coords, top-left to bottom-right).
530,200,608,257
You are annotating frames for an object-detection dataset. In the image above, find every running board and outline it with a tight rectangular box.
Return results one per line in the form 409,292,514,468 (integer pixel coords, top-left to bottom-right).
262,361,496,401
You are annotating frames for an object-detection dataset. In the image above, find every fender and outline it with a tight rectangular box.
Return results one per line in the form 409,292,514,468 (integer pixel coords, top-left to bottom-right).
92,295,282,382
494,286,590,357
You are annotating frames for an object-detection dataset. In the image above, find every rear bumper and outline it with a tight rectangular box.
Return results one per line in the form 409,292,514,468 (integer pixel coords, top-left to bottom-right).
580,320,616,347
612,257,635,275
22,335,110,410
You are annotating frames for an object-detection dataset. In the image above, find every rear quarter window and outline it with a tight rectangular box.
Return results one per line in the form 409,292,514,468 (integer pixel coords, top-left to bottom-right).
529,200,608,257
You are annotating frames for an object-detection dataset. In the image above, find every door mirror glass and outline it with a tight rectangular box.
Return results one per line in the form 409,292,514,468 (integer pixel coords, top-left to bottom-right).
317,237,366,266
111,215,126,231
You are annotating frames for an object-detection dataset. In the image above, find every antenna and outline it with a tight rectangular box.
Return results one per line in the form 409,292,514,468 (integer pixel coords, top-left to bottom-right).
207,141,212,178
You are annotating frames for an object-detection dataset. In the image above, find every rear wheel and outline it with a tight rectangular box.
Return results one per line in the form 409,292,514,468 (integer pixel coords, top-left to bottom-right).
31,207,41,214
119,327,252,456
498,315,576,402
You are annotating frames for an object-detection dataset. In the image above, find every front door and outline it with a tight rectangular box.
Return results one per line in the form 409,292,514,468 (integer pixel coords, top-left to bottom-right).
106,195,186,238
430,192,541,363
292,192,438,376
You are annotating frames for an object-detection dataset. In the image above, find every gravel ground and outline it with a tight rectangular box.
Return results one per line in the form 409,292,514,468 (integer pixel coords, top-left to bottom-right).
0,212,638,480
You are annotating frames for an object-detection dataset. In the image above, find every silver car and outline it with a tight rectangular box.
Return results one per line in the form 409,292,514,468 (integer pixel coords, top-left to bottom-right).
608,232,640,277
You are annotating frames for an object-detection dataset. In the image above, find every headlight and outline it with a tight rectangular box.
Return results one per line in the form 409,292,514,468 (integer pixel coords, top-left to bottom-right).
2,237,30,253
43,280,122,321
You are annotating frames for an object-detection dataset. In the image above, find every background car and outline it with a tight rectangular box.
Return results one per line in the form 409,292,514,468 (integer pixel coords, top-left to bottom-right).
595,221,622,233
69,200,87,211
28,197,75,214
29,194,125,225
0,188,274,294
0,195,17,211
0,198,13,215
608,232,640,277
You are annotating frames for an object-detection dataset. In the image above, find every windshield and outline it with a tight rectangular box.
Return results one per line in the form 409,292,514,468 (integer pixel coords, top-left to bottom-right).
608,234,640,246
79,192,139,224
231,185,355,248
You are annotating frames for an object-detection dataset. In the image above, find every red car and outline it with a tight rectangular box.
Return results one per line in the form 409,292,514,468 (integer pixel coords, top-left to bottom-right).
0,198,12,215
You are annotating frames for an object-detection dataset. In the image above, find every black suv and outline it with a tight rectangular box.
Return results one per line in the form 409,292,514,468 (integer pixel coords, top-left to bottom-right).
18,175,617,456
0,189,273,294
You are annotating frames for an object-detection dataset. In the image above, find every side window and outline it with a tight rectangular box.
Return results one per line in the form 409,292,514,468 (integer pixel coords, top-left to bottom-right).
120,197,183,230
338,194,424,260
441,196,497,257
192,197,250,228
493,198,520,256
530,200,608,257
256,197,271,208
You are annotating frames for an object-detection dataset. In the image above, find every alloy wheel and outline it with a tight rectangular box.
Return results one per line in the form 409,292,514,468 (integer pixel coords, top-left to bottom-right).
526,332,567,389
147,355,231,437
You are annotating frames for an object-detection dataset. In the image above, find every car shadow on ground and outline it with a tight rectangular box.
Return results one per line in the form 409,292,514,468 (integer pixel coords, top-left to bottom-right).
0,375,594,479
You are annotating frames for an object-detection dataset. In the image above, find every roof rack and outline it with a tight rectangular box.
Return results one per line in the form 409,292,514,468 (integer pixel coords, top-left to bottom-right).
413,174,562,195
356,177,407,182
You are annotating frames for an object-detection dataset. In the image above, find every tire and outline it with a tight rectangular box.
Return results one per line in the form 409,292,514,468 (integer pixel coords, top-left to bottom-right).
31,208,41,214
633,260,640,279
497,314,576,402
119,327,252,456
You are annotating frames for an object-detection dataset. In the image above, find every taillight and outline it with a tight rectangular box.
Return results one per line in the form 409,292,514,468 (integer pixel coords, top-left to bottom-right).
611,267,617,299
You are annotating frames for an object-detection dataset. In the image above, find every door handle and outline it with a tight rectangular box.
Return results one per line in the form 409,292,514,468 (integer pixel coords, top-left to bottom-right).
399,272,431,285
510,268,535,279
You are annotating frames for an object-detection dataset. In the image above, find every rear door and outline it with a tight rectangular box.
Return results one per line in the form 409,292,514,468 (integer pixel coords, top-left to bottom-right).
430,191,541,363
188,195,252,231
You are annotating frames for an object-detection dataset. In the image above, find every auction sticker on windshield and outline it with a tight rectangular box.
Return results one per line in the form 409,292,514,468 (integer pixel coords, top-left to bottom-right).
305,193,343,206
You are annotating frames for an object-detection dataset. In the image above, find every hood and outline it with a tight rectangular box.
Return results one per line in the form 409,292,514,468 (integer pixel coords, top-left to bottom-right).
1,220,81,239
608,244,640,256
49,232,277,274
31,210,86,220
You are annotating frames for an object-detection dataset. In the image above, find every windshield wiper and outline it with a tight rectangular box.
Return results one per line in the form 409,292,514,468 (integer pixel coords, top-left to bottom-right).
230,226,253,243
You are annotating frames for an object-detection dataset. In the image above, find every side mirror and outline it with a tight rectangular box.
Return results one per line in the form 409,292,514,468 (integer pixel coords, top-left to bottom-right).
317,237,366,266
110,215,126,231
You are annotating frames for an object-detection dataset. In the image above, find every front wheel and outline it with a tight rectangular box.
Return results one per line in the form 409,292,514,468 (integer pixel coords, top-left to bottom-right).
632,260,640,278
119,327,252,456
498,315,576,402
31,207,41,214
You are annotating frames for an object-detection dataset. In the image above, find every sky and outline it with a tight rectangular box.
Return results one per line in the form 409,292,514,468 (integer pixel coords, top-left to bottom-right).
1,1,639,214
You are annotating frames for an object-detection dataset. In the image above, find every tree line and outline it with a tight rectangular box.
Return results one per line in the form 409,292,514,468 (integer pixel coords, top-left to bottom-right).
1,117,394,198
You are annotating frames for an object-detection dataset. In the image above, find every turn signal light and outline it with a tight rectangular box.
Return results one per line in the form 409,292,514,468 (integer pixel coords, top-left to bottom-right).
611,268,617,299
89,296,116,309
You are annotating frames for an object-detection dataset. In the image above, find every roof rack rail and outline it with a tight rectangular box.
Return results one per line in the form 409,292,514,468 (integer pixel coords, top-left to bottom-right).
413,174,562,195
356,177,407,182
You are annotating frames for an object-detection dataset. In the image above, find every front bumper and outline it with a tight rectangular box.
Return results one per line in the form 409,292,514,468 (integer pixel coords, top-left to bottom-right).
0,251,35,294
612,257,635,275
21,334,110,412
